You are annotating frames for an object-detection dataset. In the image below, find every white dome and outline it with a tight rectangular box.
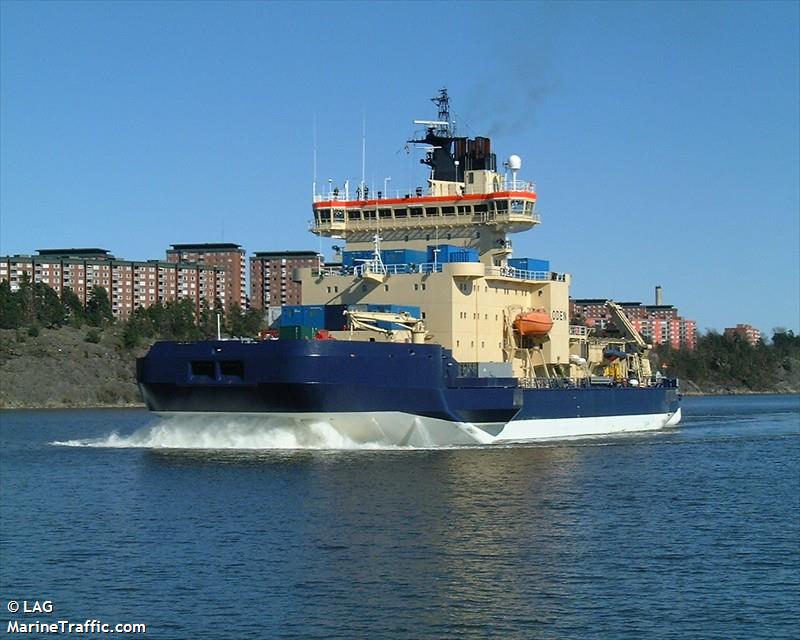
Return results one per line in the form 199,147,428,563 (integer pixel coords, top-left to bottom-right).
507,154,522,170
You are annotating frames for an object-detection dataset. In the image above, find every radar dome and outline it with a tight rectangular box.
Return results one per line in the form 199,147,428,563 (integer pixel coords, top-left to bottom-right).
507,154,522,170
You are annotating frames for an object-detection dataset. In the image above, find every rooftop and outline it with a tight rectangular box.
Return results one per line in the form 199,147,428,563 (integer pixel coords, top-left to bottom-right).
36,248,113,258
252,250,319,258
168,243,243,252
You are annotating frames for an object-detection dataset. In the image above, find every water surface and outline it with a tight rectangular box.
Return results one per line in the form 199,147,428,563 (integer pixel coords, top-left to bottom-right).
1,395,798,638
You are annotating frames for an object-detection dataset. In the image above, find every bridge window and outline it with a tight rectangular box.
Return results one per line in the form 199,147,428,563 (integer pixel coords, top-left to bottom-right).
495,200,508,213
348,210,361,220
394,208,407,218
457,205,472,215
379,209,392,219
474,204,488,213
425,207,439,217
441,206,455,216
510,200,524,213
363,210,376,220
410,207,423,217
319,211,331,222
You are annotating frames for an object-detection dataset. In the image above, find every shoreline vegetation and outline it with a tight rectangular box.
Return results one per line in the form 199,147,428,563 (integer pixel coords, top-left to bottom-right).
1,280,798,409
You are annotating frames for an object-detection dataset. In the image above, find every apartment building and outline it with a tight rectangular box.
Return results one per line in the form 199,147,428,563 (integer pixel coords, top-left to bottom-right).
570,297,697,350
0,248,226,320
166,243,246,310
250,250,319,309
724,324,762,346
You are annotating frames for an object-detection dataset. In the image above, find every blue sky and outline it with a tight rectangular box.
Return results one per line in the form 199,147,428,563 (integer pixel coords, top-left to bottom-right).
1,1,798,335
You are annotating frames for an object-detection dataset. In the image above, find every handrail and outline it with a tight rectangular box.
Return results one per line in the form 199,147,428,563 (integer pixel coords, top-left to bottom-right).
314,262,567,283
485,266,566,282
312,179,537,203
517,376,679,389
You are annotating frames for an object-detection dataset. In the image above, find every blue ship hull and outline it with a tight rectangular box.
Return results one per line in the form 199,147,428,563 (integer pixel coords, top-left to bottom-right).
136,340,680,445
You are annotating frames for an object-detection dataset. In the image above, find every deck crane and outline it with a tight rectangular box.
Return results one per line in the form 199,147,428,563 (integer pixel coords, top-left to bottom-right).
605,301,653,382
344,310,428,344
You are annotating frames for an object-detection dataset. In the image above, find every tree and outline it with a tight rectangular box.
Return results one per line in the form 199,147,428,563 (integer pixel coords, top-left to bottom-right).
32,283,65,327
86,286,113,327
163,299,198,340
16,273,34,325
0,281,23,329
226,304,263,338
198,299,222,339
61,288,85,327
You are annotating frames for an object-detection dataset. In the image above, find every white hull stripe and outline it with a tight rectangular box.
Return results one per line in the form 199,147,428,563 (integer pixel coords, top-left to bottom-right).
154,409,682,447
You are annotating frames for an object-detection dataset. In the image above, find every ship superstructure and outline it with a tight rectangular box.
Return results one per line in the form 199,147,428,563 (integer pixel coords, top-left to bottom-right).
304,89,569,380
136,90,681,446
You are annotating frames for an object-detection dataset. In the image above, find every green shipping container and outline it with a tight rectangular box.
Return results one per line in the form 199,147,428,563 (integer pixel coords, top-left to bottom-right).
278,325,317,340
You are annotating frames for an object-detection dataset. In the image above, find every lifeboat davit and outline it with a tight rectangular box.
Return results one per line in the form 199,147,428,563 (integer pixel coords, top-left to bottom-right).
513,310,553,337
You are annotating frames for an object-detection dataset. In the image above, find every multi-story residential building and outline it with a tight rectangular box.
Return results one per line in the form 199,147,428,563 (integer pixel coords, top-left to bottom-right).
0,248,225,320
570,297,697,350
166,243,246,310
249,250,318,310
724,324,762,346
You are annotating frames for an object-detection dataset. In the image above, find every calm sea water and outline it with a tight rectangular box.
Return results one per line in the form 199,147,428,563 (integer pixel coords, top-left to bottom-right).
1,395,798,639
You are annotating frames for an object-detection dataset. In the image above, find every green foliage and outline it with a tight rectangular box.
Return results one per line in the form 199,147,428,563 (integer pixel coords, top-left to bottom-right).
32,282,66,327
119,298,206,349
772,329,800,356
656,329,800,390
0,281,23,329
61,288,85,327
85,328,101,344
226,303,263,338
1,278,67,329
121,321,141,349
86,286,113,327
27,325,40,337
197,299,222,339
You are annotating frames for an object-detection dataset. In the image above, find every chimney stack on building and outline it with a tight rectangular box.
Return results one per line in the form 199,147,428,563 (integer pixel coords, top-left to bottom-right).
655,285,663,306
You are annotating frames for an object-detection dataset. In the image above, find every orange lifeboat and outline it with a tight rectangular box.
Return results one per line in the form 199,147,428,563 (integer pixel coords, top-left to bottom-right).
513,310,553,337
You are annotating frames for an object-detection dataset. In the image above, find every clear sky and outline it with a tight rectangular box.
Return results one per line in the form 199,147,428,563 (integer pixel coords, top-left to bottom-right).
1,1,798,335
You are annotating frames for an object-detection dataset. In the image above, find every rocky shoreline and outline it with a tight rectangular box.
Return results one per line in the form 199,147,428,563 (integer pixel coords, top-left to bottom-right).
0,326,145,410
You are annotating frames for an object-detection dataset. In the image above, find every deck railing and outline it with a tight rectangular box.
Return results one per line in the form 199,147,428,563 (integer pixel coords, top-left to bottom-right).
517,377,679,389
313,262,568,283
312,180,537,203
484,266,566,282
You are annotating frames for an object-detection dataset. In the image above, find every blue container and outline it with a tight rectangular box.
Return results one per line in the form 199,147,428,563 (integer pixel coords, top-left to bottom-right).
427,244,478,263
342,251,374,267
381,249,428,265
508,258,550,272
448,249,479,263
281,305,324,328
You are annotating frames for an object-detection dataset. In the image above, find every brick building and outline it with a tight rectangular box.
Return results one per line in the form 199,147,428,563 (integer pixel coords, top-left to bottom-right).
250,250,318,309
0,248,225,320
570,298,697,350
724,324,762,346
166,243,246,310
